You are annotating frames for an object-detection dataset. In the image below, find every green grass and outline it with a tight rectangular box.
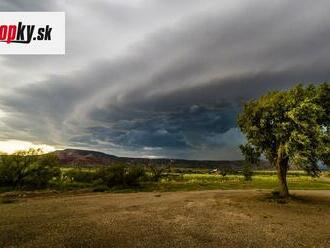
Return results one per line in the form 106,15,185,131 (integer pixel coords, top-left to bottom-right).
135,173,330,192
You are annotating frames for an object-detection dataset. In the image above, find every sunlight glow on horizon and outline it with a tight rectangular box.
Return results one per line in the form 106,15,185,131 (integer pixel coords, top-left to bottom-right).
0,140,56,154
0,109,6,118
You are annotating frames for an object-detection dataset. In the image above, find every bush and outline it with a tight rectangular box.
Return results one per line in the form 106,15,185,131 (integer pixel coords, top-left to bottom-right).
146,164,169,181
22,163,61,189
96,164,146,188
220,170,227,177
64,169,96,183
218,167,234,178
0,149,61,189
92,185,110,192
125,166,145,186
96,164,125,187
243,163,253,181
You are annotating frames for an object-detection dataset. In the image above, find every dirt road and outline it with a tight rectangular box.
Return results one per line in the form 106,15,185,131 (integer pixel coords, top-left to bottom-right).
0,190,329,247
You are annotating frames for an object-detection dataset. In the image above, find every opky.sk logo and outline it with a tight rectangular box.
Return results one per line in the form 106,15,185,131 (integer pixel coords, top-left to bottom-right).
0,12,64,55
0,22,52,44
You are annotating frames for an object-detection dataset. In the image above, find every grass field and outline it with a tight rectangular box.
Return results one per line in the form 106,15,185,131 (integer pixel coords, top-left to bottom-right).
111,172,330,192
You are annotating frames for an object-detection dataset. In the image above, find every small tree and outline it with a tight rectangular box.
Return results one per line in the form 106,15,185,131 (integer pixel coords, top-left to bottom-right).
238,83,329,197
240,144,260,181
0,149,61,189
242,163,253,181
145,160,171,181
96,164,126,187
219,169,228,178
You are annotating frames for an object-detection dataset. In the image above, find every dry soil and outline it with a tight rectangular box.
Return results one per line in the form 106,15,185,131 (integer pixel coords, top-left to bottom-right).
0,190,329,247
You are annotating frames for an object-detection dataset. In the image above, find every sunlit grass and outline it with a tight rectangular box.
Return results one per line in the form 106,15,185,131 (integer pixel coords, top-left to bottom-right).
141,172,330,192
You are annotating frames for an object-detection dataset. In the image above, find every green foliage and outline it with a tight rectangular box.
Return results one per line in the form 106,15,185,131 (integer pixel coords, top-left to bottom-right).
242,163,253,181
239,144,260,165
64,169,96,183
124,166,146,186
92,184,110,192
96,164,125,187
220,170,227,177
238,83,329,177
219,168,229,177
146,163,170,181
22,162,61,188
0,149,61,189
239,144,260,181
96,164,146,188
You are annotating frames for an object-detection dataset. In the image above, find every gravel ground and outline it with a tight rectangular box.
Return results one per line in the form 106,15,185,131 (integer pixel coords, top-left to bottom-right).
0,190,329,248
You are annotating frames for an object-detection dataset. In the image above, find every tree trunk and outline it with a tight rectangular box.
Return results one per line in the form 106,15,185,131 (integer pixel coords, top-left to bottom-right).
275,145,289,198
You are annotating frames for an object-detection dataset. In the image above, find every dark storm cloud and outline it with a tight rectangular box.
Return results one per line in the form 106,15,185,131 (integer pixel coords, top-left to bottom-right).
86,104,238,147
0,0,63,11
0,0,330,159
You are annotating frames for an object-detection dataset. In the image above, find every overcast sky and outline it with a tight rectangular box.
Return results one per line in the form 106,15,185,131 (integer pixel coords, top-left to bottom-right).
0,0,329,159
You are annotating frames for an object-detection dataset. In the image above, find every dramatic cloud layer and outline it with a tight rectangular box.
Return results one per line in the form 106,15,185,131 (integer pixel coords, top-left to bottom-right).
0,0,329,159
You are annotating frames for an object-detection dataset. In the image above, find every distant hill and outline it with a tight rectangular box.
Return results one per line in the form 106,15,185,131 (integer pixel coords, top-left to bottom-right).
52,149,120,166
51,148,271,170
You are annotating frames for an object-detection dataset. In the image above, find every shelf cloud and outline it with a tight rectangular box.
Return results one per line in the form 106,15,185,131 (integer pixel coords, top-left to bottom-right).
0,0,329,159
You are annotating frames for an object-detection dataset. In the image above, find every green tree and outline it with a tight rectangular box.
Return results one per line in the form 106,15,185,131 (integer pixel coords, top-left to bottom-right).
23,153,61,188
145,160,170,181
237,83,329,197
0,149,60,189
240,144,260,181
